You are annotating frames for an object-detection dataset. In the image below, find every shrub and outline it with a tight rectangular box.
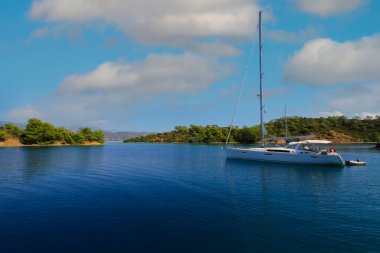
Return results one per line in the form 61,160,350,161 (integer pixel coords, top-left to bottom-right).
0,129,6,142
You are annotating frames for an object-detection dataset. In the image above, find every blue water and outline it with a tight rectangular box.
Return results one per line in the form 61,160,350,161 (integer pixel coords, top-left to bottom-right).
0,143,379,253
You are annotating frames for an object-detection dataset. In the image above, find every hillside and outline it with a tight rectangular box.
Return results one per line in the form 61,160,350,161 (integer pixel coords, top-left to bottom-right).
124,116,380,144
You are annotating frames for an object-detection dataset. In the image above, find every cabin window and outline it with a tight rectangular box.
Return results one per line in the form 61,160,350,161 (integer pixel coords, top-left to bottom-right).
286,144,297,149
299,143,319,152
267,149,291,153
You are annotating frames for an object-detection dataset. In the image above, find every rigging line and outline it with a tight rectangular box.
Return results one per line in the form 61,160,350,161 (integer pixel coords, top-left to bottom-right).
225,27,258,145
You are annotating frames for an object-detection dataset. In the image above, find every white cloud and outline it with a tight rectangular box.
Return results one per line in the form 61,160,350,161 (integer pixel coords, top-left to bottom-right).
29,26,50,40
28,24,83,43
319,111,344,117
28,0,262,46
328,84,380,112
59,53,229,94
318,110,380,119
7,106,44,122
264,87,291,98
190,42,241,57
284,34,380,85
315,83,380,119
219,84,238,97
266,27,320,43
294,0,368,16
356,112,380,119
103,38,118,48
8,53,232,126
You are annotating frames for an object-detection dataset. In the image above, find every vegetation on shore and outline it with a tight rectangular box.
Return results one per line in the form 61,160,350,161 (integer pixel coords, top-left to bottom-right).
124,116,380,144
0,118,104,146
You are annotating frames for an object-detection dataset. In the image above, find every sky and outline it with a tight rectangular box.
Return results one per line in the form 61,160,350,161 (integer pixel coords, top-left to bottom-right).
0,0,379,131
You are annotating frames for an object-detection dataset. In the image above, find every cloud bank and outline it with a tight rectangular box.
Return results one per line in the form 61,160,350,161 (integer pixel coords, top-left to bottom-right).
319,111,344,117
7,106,44,122
266,27,320,44
328,84,380,113
28,0,260,46
7,53,232,126
284,34,380,85
294,0,368,16
59,53,227,95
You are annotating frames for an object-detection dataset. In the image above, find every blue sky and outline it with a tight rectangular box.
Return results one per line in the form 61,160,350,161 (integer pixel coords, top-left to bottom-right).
1,0,379,131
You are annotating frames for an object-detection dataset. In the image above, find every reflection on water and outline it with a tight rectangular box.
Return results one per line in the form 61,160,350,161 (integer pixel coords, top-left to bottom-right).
0,146,105,180
224,158,343,191
0,143,379,253
22,147,55,178
223,158,344,214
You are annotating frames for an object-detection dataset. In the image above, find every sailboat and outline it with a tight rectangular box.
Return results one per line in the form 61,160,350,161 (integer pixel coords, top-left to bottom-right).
225,11,345,166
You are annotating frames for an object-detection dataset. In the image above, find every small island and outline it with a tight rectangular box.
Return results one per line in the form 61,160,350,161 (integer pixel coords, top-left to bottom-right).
124,116,380,144
0,118,104,147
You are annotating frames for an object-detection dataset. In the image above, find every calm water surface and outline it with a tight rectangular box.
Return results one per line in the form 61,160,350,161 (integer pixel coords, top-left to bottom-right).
0,143,379,253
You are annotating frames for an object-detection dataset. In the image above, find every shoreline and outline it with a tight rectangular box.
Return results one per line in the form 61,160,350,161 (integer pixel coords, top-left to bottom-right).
0,144,103,148
124,141,378,145
0,139,103,148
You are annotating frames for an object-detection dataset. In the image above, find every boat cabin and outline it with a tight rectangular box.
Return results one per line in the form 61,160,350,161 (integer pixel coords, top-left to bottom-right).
286,140,331,154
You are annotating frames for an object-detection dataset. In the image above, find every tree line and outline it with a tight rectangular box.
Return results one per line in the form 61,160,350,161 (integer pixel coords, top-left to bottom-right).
0,118,104,145
124,116,380,144
125,124,260,144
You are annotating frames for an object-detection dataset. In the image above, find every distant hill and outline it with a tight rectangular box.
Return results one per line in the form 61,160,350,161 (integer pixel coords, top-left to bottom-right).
104,131,151,141
124,116,380,144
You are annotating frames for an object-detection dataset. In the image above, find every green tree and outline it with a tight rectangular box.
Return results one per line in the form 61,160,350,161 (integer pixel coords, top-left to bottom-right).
189,125,206,143
93,130,105,143
78,127,93,141
0,129,6,142
4,123,22,137
174,126,189,134
9,118,104,145
124,116,380,144
77,127,105,143
73,132,85,144
204,125,226,143
236,127,258,143
20,118,58,144
56,127,75,144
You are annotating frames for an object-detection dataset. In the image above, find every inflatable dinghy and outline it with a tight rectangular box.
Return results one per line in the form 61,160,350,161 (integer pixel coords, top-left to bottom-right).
345,160,367,166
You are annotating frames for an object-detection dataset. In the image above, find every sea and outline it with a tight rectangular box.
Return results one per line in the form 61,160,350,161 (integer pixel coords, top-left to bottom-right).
0,143,379,253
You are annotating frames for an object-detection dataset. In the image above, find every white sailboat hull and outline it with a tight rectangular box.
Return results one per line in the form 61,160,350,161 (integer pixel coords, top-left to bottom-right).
225,147,344,166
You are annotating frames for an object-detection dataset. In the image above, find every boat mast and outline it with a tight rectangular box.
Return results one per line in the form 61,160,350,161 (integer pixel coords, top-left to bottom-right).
285,105,288,139
259,10,264,147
